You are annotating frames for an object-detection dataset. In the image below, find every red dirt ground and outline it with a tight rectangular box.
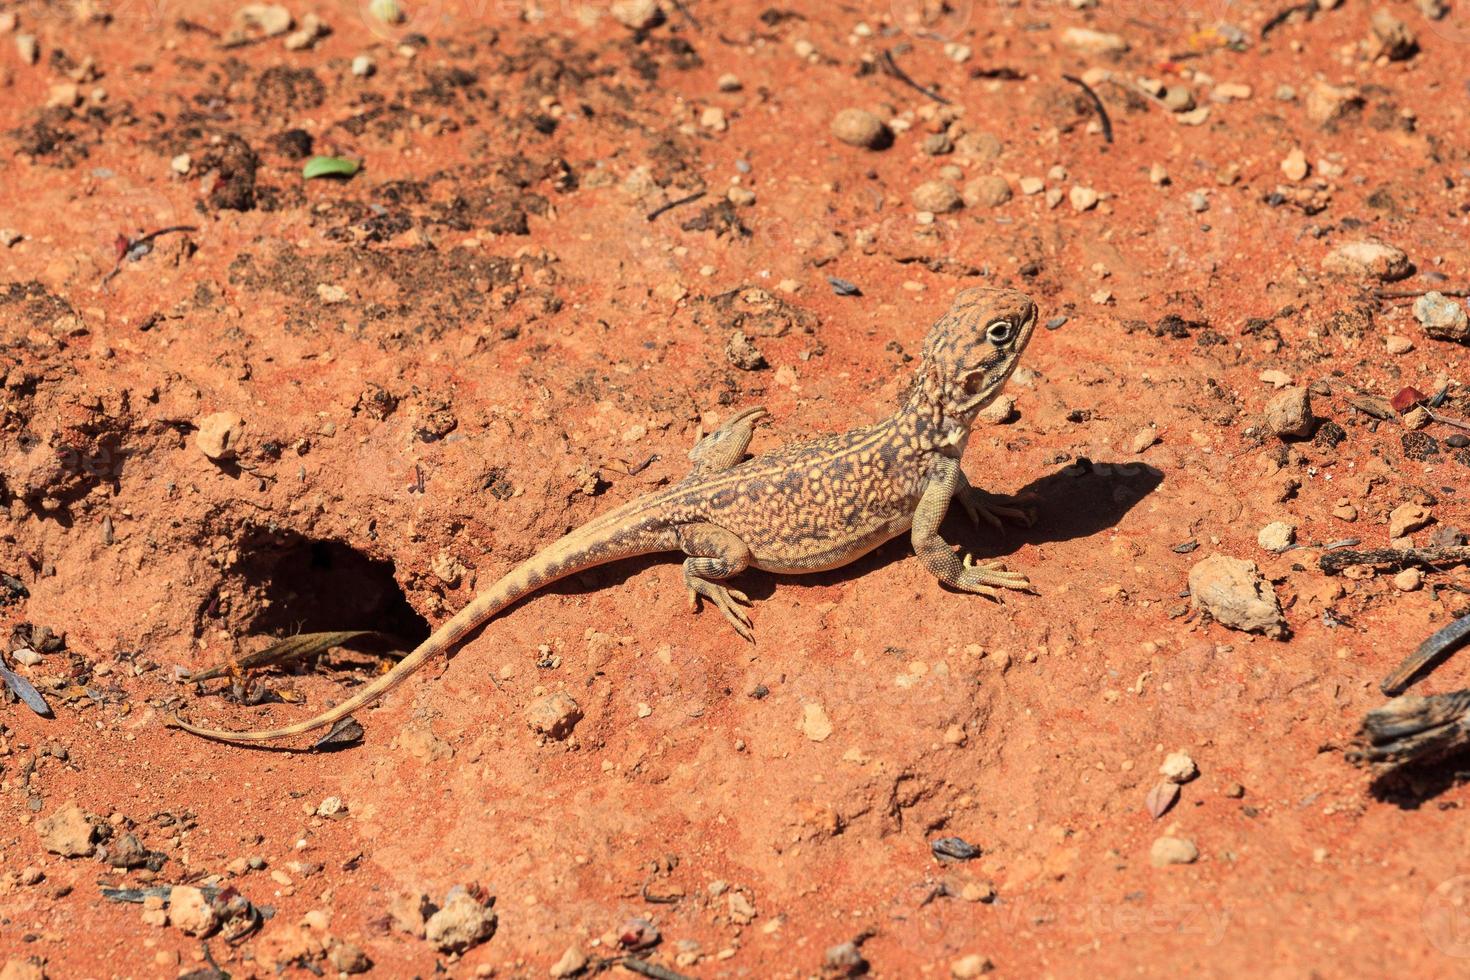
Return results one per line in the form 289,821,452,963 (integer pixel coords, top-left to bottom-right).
2,0,1470,976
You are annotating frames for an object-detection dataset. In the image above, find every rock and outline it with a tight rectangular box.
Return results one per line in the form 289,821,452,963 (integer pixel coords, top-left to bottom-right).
799,702,833,741
619,917,660,949
1129,427,1158,454
1265,386,1315,439
169,885,218,936
717,72,742,92
15,34,38,65
1389,503,1433,538
1280,148,1309,182
35,803,95,858
1188,555,1287,638
610,0,663,30
912,180,961,214
1385,335,1414,355
234,4,292,36
1257,522,1296,553
976,394,1015,425
388,892,433,938
1150,836,1199,867
329,942,372,974
425,893,498,953
1160,751,1199,784
283,11,326,48
955,131,1003,160
700,106,727,131
196,411,246,460
1414,292,1470,343
1322,241,1411,282
1333,498,1358,522
962,175,1011,208
726,186,755,206
316,796,348,819
351,55,376,78
1305,81,1363,126
1069,186,1099,212
831,108,890,149
1403,406,1432,430
1368,10,1417,60
1393,568,1424,592
0,961,45,980
725,331,766,371
1061,27,1129,55
950,953,994,978
1161,85,1194,112
550,946,588,978
0,228,21,247
524,692,582,740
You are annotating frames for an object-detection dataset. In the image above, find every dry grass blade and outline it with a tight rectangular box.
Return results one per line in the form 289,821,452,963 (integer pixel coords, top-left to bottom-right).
185,630,387,683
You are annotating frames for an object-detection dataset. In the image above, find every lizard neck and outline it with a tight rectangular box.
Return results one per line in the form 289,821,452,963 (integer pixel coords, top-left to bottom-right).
899,358,976,458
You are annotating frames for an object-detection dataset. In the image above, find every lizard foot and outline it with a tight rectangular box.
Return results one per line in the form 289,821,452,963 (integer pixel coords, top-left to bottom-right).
959,490,1038,531
958,553,1035,596
687,579,754,642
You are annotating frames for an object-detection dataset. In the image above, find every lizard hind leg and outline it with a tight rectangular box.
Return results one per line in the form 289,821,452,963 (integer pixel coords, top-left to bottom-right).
678,523,756,641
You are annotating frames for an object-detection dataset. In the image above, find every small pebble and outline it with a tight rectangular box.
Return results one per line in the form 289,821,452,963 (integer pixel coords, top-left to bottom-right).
352,54,376,77
912,180,961,214
1393,568,1424,592
831,108,890,150
1068,186,1099,212
1257,522,1296,553
1160,750,1199,783
1150,836,1199,867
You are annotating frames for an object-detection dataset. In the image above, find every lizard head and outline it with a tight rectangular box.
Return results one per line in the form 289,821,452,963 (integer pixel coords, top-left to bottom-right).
919,286,1038,422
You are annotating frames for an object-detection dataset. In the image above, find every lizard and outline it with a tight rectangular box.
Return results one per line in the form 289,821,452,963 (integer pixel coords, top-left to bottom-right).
169,286,1041,745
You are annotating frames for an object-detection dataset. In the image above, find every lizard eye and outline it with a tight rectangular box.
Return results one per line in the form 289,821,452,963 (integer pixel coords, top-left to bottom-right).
985,320,1014,345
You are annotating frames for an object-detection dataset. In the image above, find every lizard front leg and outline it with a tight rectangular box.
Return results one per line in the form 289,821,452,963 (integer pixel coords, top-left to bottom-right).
913,457,1034,597
954,469,1038,530
688,406,767,474
677,523,755,641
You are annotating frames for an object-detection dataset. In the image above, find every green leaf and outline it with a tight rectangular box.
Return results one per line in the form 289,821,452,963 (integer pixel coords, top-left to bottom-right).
303,156,361,180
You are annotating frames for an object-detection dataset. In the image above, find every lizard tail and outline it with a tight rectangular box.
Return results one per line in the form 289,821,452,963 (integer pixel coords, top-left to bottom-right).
167,517,674,745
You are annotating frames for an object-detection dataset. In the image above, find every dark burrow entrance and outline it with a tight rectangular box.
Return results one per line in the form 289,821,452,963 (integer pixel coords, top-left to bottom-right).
223,529,432,648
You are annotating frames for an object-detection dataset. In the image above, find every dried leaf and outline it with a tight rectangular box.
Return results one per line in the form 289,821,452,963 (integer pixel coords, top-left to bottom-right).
1145,781,1180,820
313,716,365,751
302,156,362,180
0,656,53,717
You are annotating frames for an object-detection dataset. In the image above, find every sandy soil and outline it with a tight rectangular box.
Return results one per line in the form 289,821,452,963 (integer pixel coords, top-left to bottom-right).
2,0,1470,976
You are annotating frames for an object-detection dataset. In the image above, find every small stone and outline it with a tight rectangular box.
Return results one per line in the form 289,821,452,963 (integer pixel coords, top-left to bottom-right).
46,83,80,108
1068,186,1099,212
716,72,742,92
425,893,498,953
550,946,588,978
950,953,994,978
1322,241,1412,282
726,186,756,206
1149,163,1170,186
317,283,349,304
1018,176,1045,196
1188,555,1287,638
0,229,21,247
1175,107,1211,126
329,942,372,974
1403,405,1432,430
1162,85,1195,112
283,12,328,50
1305,81,1363,125
1368,10,1418,61
1257,522,1296,553
315,796,348,819
1213,82,1252,101
0,12,17,31
799,702,833,742
700,106,727,131
975,394,1014,425
1129,427,1157,454
1280,148,1309,182
1393,568,1424,592
1224,782,1246,798
15,34,38,65
1389,503,1432,538
824,941,869,977
921,132,953,156
0,961,45,980
610,0,662,28
35,803,95,858
1187,191,1210,213
234,3,292,36
1265,386,1315,439
388,892,432,938
1259,369,1293,388
962,175,1011,208
960,881,995,903
1413,292,1470,343
351,55,376,78
1385,335,1414,355
169,885,218,936
170,153,192,175
524,692,582,740
1332,498,1358,522
1160,751,1199,784
831,108,889,149
912,180,962,213
1060,26,1129,54
1150,836,1199,867
196,412,246,461
725,331,766,371
11,649,40,666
